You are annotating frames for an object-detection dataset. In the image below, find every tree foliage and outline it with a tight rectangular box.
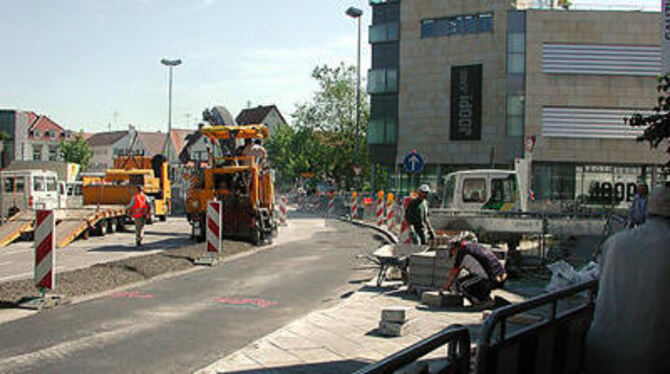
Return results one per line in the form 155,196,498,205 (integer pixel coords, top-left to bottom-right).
59,132,93,169
267,63,370,190
627,74,670,169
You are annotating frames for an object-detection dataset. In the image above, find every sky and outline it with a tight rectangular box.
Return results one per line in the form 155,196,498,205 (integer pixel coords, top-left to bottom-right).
0,0,661,134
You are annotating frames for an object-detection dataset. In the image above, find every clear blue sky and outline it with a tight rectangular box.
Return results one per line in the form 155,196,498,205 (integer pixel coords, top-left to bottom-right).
0,0,660,133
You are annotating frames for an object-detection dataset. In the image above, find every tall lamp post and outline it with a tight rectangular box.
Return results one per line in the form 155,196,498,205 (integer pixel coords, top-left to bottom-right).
160,58,182,162
346,6,363,189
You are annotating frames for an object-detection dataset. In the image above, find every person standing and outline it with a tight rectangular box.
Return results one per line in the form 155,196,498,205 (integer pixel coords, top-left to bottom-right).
404,184,436,244
585,187,670,373
128,185,150,247
628,181,648,227
442,240,508,306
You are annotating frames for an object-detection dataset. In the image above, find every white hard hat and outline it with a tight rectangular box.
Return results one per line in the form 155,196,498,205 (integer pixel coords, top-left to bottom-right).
418,184,430,193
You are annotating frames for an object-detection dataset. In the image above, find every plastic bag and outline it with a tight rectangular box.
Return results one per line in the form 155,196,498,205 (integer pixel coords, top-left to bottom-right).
545,260,601,293
545,260,578,292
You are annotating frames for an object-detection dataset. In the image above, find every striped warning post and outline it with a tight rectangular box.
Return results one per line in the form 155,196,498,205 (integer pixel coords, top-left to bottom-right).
279,195,288,226
327,193,335,217
34,210,55,290
399,196,413,244
376,191,385,227
385,193,395,231
206,200,222,253
349,192,358,219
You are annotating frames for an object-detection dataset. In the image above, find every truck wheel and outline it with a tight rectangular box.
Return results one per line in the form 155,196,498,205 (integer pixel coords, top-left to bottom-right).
96,221,107,236
159,215,167,222
108,219,117,233
116,218,127,232
251,228,262,246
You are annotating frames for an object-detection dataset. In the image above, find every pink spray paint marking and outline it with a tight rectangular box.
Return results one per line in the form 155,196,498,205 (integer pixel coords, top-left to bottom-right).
214,297,279,308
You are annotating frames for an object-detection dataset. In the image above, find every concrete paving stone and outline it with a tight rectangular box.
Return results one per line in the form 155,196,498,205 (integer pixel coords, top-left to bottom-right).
288,347,345,363
198,352,262,373
381,306,410,323
243,340,304,367
267,335,323,351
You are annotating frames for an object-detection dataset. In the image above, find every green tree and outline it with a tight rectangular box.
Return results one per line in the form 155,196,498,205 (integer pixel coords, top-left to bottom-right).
627,74,670,169
59,132,93,169
287,62,370,189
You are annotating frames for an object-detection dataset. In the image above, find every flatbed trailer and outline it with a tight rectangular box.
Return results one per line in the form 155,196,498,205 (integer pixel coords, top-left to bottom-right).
0,205,131,248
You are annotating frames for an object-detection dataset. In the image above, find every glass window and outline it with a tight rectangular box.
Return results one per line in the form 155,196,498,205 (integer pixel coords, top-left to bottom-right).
33,176,45,192
385,119,397,144
367,119,384,144
47,177,57,192
508,53,525,74
369,23,399,43
490,177,517,203
48,146,58,161
421,13,494,39
463,178,487,203
17,177,25,192
508,33,525,53
4,177,14,193
33,146,42,161
367,69,385,94
386,68,398,92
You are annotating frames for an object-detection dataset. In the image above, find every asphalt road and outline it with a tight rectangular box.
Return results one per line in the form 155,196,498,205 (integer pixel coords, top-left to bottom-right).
0,218,384,373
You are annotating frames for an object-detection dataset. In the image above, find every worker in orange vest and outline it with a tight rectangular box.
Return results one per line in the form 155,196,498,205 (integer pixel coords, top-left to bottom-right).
127,185,150,247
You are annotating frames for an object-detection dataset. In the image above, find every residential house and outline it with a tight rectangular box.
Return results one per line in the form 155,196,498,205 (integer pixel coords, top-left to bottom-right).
0,110,72,167
236,105,288,135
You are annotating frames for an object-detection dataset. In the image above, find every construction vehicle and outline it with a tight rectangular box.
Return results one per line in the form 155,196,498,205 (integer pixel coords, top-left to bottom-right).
186,123,277,246
0,153,171,248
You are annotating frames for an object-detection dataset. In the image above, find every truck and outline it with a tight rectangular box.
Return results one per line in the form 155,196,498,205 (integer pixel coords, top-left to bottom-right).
186,121,277,246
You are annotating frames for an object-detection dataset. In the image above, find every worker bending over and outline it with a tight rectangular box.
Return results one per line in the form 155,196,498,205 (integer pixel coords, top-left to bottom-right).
128,185,150,247
442,240,508,306
240,139,267,168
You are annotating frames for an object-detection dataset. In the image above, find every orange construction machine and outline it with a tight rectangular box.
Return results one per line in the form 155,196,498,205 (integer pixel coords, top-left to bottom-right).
186,124,276,245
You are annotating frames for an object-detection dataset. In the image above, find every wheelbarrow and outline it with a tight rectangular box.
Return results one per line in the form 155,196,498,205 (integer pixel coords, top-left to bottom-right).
368,244,429,287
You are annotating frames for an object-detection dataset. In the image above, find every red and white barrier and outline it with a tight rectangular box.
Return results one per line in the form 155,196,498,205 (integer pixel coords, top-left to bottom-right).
206,200,222,253
386,200,395,231
34,210,55,290
279,195,288,226
327,194,335,217
399,196,413,244
350,193,358,220
376,192,385,227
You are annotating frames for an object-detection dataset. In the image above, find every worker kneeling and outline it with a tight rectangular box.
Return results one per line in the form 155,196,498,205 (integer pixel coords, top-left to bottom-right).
442,240,508,307
128,185,150,247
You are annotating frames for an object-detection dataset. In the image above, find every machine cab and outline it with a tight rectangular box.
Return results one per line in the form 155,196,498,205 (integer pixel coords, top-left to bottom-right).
442,170,520,212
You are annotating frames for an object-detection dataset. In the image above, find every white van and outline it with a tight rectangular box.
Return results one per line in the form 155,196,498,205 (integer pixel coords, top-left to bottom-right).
0,170,67,218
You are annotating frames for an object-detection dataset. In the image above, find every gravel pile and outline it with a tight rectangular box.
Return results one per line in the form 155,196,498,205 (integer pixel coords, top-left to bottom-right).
0,240,253,306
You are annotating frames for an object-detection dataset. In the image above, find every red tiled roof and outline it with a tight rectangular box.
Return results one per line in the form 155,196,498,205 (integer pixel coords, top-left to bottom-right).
28,115,67,140
86,131,128,147
138,132,170,156
170,129,195,153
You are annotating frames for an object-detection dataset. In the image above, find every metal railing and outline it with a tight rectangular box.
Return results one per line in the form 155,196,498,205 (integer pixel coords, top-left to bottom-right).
354,325,471,374
476,280,599,374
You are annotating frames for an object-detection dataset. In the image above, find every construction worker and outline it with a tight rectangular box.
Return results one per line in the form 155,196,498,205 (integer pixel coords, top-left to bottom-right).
404,184,436,244
128,185,150,247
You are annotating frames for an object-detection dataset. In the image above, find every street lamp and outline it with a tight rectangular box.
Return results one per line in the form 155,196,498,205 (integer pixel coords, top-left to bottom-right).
346,6,363,189
161,58,182,162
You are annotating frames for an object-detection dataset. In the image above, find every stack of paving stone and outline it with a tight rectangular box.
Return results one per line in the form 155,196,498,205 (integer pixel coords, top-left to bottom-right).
408,249,453,292
378,306,412,337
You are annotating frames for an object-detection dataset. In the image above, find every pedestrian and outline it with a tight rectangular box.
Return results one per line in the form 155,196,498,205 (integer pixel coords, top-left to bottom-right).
404,184,436,244
442,240,508,306
127,185,150,247
585,186,670,374
628,181,648,227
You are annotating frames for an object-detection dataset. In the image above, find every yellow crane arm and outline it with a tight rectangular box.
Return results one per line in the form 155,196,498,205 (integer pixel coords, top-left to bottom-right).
201,124,269,141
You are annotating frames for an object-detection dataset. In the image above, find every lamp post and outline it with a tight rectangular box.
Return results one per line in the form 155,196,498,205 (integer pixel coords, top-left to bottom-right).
346,6,363,189
160,58,182,162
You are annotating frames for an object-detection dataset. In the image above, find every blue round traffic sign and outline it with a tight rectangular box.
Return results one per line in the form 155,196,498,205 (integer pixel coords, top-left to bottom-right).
403,150,424,174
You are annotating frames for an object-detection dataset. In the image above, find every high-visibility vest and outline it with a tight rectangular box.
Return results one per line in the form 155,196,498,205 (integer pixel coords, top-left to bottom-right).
130,193,149,219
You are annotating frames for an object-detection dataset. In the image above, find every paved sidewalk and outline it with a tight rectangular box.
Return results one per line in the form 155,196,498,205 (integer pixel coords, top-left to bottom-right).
196,281,527,374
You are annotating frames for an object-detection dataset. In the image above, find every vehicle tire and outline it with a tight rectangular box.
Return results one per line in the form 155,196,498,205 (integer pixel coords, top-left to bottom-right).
116,218,127,232
159,214,167,222
96,221,107,236
251,228,262,246
108,219,117,233
194,218,206,243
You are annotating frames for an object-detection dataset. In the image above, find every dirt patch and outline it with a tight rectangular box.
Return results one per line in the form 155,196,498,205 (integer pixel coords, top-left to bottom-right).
0,240,253,306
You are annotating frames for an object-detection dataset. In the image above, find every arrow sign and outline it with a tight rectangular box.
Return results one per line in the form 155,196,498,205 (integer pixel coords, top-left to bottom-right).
403,151,424,174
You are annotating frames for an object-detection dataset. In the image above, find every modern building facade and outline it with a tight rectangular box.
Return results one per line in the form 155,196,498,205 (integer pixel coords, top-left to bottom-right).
368,0,667,206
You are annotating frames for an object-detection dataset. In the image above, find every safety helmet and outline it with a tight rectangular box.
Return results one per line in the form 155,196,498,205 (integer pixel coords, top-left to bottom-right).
418,184,430,193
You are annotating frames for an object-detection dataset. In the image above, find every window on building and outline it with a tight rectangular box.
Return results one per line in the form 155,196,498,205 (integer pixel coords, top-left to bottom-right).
48,145,58,161
506,95,525,136
421,12,493,39
462,178,487,203
47,131,56,139
367,68,398,94
33,176,45,192
33,146,42,160
367,119,397,145
369,23,399,43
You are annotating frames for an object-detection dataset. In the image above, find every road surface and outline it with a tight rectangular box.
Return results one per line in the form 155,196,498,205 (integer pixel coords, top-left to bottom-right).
0,218,383,373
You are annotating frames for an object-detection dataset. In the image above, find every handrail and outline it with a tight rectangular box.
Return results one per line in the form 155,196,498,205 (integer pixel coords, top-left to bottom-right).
476,280,599,374
354,325,470,374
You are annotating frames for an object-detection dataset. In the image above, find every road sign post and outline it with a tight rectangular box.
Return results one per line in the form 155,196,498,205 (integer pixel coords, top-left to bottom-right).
403,150,425,192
